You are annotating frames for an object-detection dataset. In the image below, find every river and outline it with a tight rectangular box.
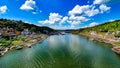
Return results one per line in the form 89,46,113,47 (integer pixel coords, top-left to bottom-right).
0,34,120,68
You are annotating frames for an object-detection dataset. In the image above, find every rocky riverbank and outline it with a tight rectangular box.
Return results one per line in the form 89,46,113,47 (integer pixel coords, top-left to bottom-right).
76,32,120,54
0,34,48,57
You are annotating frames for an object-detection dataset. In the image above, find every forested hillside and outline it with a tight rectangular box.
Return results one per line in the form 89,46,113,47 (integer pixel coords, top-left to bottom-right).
0,19,54,33
74,20,120,33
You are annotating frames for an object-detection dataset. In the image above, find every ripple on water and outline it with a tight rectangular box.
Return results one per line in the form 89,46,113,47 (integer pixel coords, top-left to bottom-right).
0,34,120,68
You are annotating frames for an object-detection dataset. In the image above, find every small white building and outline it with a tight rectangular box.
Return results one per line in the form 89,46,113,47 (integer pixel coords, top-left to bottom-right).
21,29,31,35
90,31,96,35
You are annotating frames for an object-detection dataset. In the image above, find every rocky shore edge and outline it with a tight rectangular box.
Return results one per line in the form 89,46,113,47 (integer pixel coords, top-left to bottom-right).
0,34,48,57
77,33,120,55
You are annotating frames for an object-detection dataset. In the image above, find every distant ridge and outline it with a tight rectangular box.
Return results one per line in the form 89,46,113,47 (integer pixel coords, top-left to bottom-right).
75,20,120,32
0,18,54,33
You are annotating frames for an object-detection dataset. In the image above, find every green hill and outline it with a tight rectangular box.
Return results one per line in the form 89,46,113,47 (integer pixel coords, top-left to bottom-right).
0,18,54,34
73,20,120,33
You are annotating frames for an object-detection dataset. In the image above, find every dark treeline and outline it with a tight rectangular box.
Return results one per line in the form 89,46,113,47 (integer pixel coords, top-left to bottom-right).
0,18,54,33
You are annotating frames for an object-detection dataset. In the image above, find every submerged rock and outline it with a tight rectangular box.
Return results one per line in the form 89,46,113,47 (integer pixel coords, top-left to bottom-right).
16,46,23,50
112,46,120,54
0,51,4,57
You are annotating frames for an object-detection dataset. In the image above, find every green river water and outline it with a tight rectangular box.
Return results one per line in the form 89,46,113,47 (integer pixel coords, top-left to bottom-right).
0,34,120,68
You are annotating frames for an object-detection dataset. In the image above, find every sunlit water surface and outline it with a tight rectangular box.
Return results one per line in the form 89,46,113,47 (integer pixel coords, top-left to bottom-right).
0,34,120,68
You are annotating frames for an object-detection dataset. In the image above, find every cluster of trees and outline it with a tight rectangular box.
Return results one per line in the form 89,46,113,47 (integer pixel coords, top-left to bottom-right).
72,20,120,37
0,35,24,46
0,18,55,48
89,20,120,32
75,20,120,32
0,18,54,33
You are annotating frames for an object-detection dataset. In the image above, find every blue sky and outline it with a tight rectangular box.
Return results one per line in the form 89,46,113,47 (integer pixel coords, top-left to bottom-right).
0,0,120,29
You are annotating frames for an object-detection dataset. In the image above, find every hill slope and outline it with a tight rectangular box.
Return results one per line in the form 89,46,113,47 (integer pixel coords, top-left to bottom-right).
0,19,54,33
73,20,120,33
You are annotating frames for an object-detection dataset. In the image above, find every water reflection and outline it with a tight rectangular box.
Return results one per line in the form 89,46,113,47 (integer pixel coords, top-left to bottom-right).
0,34,120,68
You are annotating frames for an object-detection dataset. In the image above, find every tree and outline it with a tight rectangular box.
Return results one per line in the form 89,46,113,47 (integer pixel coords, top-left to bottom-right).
30,27,36,32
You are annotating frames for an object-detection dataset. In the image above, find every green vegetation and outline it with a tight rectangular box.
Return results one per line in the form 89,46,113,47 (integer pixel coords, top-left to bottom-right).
12,41,23,46
0,36,24,46
0,38,12,46
73,20,120,34
72,20,120,46
0,18,54,48
0,18,54,33
13,35,24,41
115,32,120,37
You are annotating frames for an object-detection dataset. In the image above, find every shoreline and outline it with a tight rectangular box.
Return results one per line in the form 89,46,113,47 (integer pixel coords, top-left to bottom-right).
78,33,116,46
74,32,120,54
0,34,48,57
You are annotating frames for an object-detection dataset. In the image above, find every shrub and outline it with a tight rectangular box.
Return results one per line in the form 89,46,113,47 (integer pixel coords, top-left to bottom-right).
12,41,23,46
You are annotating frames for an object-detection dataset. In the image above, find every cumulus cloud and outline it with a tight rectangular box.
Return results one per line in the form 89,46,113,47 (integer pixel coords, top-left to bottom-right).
68,5,100,17
60,16,68,24
67,3,110,27
85,9,99,17
39,12,90,27
38,0,111,29
99,4,111,13
69,15,89,21
20,0,38,14
38,13,62,24
93,0,110,4
49,25,77,30
68,15,89,27
80,22,99,28
68,5,90,16
67,5,98,27
0,5,8,14
89,22,98,27
109,19,115,22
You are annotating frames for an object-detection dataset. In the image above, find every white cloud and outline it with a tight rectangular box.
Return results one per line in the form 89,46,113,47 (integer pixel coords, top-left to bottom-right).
68,5,90,16
24,21,32,24
109,19,115,22
38,0,111,29
50,25,77,30
38,20,49,24
32,12,37,14
40,10,42,13
87,1,90,4
69,5,99,17
0,5,7,14
71,21,81,26
67,4,100,27
69,15,90,24
81,26,88,28
85,9,99,17
60,16,68,24
20,0,38,14
89,22,98,27
99,4,111,13
67,4,111,27
38,13,62,24
68,5,100,17
93,0,110,4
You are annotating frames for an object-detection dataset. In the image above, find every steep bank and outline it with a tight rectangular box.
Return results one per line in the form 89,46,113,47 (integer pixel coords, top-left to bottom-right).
78,32,120,54
78,32,115,47
72,20,120,54
0,34,48,57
